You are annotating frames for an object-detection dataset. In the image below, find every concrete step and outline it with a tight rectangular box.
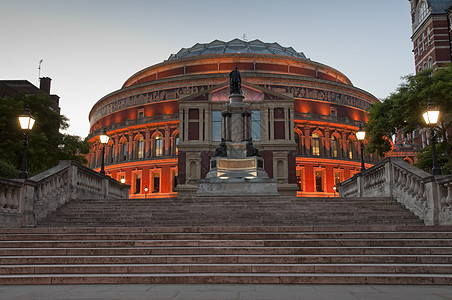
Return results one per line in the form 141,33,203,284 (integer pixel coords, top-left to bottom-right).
37,195,423,227
1,263,452,275
0,273,451,285
1,225,451,285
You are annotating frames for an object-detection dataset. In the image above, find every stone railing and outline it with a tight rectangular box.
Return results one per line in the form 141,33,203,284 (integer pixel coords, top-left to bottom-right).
337,157,452,226
0,160,129,228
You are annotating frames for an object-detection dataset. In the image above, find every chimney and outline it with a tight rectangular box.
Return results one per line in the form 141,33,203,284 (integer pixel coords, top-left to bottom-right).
39,77,51,94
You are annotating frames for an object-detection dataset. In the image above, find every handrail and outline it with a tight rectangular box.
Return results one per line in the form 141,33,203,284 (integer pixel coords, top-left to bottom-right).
0,160,129,228
337,157,452,226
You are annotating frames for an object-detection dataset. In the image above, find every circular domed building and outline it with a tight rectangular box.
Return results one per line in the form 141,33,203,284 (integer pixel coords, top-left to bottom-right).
87,39,378,198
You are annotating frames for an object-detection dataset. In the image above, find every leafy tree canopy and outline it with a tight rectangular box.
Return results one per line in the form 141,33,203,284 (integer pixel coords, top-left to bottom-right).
366,64,452,174
0,92,89,178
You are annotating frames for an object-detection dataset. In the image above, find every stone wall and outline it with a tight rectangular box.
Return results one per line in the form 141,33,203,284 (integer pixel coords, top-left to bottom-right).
0,160,129,228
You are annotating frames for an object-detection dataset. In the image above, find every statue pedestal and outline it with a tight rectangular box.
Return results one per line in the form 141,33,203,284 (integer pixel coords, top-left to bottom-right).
197,177,278,197
196,75,278,197
197,156,278,197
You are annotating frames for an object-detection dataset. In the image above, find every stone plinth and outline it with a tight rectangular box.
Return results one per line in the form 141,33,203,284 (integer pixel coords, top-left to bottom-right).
206,156,268,180
198,156,278,197
197,177,278,196
196,88,278,197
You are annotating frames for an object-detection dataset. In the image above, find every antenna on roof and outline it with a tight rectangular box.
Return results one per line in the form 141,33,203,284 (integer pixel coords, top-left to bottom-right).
242,33,248,42
38,59,43,80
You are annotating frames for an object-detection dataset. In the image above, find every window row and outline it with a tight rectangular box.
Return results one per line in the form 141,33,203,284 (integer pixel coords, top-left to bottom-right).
93,132,179,167
296,168,351,193
294,131,362,160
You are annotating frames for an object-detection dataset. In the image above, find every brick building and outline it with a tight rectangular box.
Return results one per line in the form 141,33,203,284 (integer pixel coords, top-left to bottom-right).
391,1,452,162
87,39,378,198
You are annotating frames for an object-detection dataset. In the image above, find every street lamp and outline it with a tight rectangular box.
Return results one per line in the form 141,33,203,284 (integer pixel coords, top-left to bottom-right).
18,106,35,179
99,128,109,175
333,185,337,197
356,123,366,172
144,187,148,199
423,101,441,175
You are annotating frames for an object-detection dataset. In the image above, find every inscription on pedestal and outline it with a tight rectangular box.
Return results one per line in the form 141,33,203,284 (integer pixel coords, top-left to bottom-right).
218,158,256,169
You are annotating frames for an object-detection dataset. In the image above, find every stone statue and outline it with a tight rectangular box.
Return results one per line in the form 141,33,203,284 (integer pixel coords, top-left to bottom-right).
214,138,228,157
229,66,242,94
246,139,260,157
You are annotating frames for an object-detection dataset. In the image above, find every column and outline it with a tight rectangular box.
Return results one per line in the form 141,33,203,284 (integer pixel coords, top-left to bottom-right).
145,129,151,158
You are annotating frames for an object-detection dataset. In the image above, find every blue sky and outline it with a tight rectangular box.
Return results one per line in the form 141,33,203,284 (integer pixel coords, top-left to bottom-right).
1,0,414,137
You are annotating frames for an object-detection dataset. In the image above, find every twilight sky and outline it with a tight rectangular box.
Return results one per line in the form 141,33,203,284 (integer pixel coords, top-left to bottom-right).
1,0,414,138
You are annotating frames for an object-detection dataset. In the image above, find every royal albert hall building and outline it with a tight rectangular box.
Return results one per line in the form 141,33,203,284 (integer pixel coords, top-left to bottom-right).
87,39,378,198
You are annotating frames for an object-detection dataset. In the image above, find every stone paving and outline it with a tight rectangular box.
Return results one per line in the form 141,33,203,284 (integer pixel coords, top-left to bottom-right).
0,284,452,300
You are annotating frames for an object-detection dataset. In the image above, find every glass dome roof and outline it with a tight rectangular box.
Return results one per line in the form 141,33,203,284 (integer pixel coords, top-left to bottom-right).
167,39,307,61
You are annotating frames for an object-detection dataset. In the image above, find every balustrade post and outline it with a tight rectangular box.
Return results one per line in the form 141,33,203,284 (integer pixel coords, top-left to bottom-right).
22,183,36,227
446,183,452,208
0,187,6,210
423,179,438,226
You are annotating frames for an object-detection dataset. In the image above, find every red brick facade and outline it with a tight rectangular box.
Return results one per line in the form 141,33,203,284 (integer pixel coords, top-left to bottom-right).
87,40,378,198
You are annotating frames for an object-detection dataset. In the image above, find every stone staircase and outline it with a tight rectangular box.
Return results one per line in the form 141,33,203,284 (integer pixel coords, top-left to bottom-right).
1,196,451,285
37,196,423,227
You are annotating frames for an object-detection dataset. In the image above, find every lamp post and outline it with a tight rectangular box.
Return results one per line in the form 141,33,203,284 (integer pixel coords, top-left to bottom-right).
423,101,441,175
18,106,35,179
356,122,366,172
144,187,148,199
99,128,109,175
333,185,337,197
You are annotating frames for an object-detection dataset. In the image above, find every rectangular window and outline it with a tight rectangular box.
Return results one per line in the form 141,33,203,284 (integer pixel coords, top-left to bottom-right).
110,146,114,162
122,143,127,161
348,140,353,159
173,170,178,191
312,134,320,156
188,122,199,140
315,170,323,192
296,169,303,191
334,171,341,186
134,173,141,194
137,139,144,159
212,111,222,141
274,121,285,139
137,108,144,119
332,137,338,157
251,110,261,141
153,172,160,193
155,136,163,157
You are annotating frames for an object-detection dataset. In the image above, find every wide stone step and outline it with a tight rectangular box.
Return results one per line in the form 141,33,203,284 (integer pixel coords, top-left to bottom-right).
2,231,451,241
2,246,452,256
1,263,452,275
1,254,451,265
0,273,451,285
1,224,452,285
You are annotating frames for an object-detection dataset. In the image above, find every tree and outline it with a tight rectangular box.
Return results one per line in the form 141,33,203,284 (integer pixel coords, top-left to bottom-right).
0,92,89,178
366,64,452,174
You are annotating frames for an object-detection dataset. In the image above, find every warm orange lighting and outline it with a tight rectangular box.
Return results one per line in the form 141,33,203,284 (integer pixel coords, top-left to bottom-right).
423,101,440,125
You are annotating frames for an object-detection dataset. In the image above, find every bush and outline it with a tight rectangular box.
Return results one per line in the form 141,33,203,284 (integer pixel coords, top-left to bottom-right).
0,160,18,179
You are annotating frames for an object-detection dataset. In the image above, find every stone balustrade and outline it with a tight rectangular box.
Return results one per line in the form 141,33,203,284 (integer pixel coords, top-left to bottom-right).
0,160,129,228
338,157,452,226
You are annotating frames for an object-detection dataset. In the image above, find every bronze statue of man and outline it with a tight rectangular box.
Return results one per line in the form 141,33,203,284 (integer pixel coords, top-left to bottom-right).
229,66,241,94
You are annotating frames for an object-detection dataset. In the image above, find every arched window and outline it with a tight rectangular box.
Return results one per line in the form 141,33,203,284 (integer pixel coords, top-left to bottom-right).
174,133,179,156
348,139,354,159
331,136,339,158
155,134,163,157
137,137,144,159
121,142,127,161
109,143,115,163
312,133,320,156
294,132,301,154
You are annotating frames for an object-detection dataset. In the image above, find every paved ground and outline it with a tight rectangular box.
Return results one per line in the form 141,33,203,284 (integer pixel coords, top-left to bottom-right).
0,284,451,300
